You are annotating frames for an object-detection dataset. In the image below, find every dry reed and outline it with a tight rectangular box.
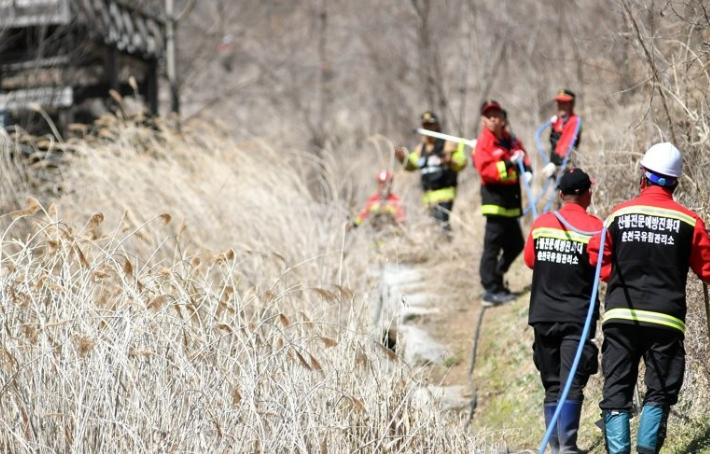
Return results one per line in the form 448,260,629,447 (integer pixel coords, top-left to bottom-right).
0,115,494,453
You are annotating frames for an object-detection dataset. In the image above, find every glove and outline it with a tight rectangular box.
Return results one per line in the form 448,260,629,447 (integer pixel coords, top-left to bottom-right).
509,150,525,166
549,115,558,124
394,146,407,163
542,162,557,179
523,171,533,184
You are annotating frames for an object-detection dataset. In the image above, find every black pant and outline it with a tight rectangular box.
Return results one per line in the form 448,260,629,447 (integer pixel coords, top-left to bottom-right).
600,324,685,412
533,322,598,403
429,201,453,232
480,216,524,292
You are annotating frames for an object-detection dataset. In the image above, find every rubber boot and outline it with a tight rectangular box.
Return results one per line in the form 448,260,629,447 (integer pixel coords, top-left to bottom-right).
636,404,668,454
544,403,561,454
558,400,588,453
603,411,631,454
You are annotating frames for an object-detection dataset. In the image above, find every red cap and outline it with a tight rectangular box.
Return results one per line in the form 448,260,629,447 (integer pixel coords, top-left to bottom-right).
480,100,503,116
554,89,576,102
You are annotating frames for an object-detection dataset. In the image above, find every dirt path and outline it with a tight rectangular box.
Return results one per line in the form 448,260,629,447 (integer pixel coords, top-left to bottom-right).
384,222,607,452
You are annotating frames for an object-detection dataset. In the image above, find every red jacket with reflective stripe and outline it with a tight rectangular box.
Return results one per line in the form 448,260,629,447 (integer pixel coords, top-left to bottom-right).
550,113,581,165
473,127,530,217
588,186,710,331
524,203,603,324
354,193,405,226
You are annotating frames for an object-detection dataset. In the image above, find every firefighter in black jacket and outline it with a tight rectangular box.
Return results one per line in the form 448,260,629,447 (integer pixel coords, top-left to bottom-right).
588,143,710,454
394,111,467,232
524,169,603,454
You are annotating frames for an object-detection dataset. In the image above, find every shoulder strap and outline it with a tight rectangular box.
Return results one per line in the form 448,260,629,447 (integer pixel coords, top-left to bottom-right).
432,138,446,156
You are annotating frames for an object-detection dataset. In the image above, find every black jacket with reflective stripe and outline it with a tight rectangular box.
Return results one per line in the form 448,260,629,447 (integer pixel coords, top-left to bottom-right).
419,139,458,191
604,201,695,329
524,204,602,325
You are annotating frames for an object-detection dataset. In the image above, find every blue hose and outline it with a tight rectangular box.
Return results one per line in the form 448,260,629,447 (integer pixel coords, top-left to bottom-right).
523,122,553,217
518,159,537,219
552,210,601,236
537,212,606,454
535,121,552,166
542,117,582,214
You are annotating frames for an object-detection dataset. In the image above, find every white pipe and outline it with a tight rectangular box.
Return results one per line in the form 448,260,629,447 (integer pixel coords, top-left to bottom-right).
414,128,477,148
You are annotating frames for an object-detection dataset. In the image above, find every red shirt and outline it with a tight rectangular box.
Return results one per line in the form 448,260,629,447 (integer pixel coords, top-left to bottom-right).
354,193,405,226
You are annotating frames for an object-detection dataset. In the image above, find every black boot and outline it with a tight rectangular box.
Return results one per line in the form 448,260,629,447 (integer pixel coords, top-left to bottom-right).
544,403,561,454
558,400,588,453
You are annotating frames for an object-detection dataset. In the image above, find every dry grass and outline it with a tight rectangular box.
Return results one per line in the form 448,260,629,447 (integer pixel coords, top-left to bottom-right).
2,40,710,450
0,130,33,215
0,115,509,453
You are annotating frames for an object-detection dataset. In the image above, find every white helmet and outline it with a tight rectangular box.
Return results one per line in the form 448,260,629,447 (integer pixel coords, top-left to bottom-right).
376,169,393,183
640,142,683,178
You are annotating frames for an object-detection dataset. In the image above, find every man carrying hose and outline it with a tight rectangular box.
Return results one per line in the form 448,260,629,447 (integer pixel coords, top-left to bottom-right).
394,111,467,233
542,89,582,180
524,168,602,454
588,143,710,454
474,100,532,305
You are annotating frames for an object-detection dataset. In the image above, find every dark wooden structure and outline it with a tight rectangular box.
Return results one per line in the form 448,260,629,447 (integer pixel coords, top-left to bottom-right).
0,0,164,128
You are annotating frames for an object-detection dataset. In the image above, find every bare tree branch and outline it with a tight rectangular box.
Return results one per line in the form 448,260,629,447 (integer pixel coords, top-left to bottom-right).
622,0,678,144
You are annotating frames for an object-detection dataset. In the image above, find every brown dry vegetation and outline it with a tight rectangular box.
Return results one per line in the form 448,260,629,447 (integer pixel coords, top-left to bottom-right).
1,0,710,453
0,117,504,452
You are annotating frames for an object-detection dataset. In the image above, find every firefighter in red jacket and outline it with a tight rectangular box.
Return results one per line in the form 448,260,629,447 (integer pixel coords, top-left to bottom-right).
524,168,602,454
542,89,582,179
350,169,405,230
474,100,532,305
588,143,710,454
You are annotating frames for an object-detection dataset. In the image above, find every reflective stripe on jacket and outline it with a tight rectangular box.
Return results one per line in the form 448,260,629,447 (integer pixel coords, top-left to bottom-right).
473,127,530,218
354,193,405,226
421,187,456,205
588,186,710,334
524,203,603,324
403,138,466,204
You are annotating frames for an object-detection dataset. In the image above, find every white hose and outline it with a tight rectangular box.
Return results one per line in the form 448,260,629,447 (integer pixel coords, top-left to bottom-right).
414,128,478,148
